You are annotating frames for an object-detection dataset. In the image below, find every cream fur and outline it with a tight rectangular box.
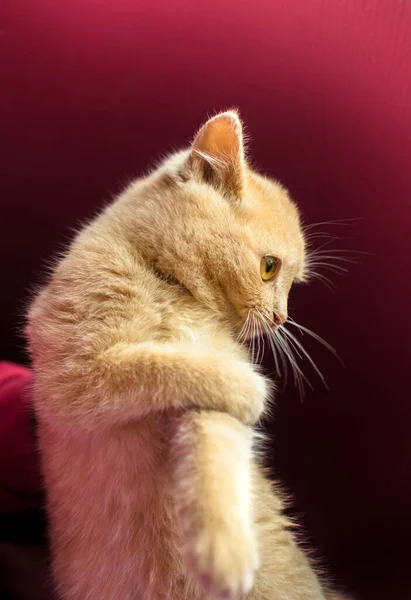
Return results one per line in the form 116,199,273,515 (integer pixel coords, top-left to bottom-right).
27,111,345,599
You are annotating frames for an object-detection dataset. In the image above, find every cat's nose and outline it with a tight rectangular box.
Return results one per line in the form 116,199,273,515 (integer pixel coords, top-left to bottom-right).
273,311,287,326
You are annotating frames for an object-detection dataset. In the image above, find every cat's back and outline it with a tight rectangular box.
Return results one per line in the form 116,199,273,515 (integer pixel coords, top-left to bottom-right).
29,204,177,353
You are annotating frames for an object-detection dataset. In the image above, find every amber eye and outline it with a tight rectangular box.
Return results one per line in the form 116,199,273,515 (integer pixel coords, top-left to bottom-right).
260,256,280,281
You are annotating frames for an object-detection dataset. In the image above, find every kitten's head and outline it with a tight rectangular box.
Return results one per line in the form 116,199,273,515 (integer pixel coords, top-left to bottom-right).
135,110,307,338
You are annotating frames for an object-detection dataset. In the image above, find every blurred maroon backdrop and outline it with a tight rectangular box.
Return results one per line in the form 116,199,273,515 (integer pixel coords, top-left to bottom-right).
1,1,411,599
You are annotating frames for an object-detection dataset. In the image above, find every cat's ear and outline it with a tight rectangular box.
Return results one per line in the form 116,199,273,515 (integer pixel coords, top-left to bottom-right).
185,110,246,199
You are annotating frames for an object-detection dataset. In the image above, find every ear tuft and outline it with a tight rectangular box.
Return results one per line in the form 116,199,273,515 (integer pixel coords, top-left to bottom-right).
186,110,246,198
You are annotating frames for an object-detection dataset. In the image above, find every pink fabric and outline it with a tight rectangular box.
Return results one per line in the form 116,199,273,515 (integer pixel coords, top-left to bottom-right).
0,363,42,513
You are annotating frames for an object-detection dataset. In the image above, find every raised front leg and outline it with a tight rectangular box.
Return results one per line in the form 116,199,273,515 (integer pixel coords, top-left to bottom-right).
172,410,260,600
33,339,269,429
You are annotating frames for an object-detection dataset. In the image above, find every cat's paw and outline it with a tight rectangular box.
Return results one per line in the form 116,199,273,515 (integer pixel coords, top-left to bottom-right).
231,364,270,426
184,519,260,600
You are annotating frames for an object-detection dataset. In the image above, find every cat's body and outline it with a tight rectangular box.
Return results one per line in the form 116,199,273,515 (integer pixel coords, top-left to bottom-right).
27,112,344,599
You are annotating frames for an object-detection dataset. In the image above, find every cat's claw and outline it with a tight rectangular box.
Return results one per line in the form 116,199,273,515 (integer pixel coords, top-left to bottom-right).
184,522,260,600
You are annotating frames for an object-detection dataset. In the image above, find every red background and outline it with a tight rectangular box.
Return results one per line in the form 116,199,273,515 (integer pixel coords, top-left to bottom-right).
1,1,411,598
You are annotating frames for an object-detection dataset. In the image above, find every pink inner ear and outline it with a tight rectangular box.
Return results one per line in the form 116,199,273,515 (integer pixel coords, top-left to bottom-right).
194,114,243,163
191,112,246,197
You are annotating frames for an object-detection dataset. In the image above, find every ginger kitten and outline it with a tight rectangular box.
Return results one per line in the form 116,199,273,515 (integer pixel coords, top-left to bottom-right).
27,111,345,600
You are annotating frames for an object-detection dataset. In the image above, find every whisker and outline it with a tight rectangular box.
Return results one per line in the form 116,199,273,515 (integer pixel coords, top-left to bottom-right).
280,326,328,390
279,328,303,360
237,312,250,347
276,330,303,392
307,254,359,265
251,313,259,364
275,328,310,397
260,311,290,387
257,317,265,364
307,262,349,274
308,248,369,257
303,217,363,232
287,316,302,333
307,236,340,252
261,312,305,392
236,320,246,344
254,313,262,364
250,314,256,363
307,248,375,264
304,232,337,241
308,271,337,290
271,329,290,390
244,314,253,347
257,310,281,377
286,320,341,361
252,310,341,398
